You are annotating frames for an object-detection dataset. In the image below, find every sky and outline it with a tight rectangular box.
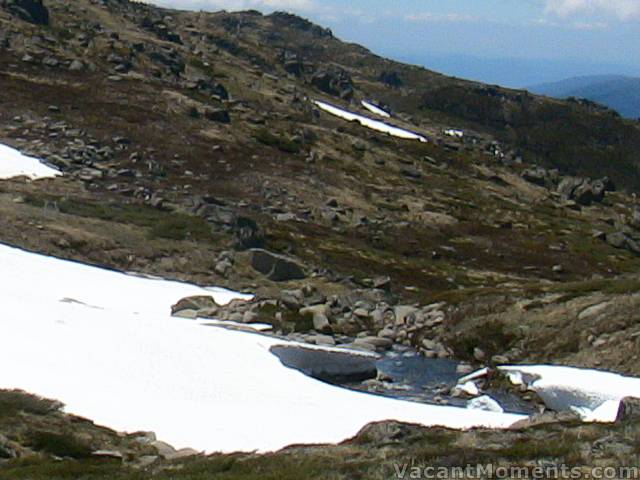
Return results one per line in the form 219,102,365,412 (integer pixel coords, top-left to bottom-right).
144,0,640,87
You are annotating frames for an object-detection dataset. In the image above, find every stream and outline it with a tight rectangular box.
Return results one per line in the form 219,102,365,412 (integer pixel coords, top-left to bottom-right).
338,346,535,414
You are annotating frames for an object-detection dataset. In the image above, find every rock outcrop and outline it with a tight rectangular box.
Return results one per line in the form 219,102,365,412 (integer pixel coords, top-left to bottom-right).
1,0,49,25
250,249,307,282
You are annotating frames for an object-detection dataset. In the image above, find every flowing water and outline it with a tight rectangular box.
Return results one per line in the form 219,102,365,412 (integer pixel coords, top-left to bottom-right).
340,346,535,414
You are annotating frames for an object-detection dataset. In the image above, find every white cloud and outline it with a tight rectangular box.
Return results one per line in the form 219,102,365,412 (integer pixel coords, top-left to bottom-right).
529,17,609,29
139,0,317,13
571,20,608,30
404,12,477,23
545,0,640,20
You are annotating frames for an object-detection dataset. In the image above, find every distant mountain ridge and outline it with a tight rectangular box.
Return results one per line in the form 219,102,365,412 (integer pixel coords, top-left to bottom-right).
529,75,640,119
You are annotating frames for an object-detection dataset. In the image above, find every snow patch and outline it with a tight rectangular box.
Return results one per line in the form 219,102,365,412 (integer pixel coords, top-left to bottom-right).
314,100,427,142
0,143,61,180
361,100,391,118
444,129,464,139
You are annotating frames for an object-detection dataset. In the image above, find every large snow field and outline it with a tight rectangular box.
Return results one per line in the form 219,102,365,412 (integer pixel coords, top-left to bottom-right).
0,243,525,453
0,143,61,180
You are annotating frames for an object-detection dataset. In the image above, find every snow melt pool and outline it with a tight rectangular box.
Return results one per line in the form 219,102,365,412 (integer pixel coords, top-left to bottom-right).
0,242,524,453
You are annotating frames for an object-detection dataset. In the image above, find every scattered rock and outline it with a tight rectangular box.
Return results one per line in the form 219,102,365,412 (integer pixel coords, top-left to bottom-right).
606,232,640,254
557,176,607,206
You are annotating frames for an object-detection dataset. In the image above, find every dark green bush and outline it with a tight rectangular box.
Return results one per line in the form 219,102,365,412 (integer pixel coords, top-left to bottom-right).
149,214,213,241
254,128,301,154
0,391,60,420
28,431,92,459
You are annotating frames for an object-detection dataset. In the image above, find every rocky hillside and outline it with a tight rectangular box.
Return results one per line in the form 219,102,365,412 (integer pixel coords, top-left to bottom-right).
3,0,640,475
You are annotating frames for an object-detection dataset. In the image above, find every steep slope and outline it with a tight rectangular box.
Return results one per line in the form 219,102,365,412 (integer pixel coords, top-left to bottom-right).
529,75,640,119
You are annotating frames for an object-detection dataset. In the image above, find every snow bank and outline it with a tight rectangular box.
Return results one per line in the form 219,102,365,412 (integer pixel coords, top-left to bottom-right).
0,143,61,180
361,100,391,118
314,100,427,142
0,242,524,453
499,365,640,422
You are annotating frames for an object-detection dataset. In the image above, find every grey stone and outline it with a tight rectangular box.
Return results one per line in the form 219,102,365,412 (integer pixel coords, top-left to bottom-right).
242,311,258,324
250,249,306,281
42,56,59,67
616,397,640,423
630,209,640,230
171,296,219,316
92,450,124,459
521,167,548,187
473,347,487,362
312,313,331,332
309,334,335,346
69,59,84,71
394,306,417,325
421,338,438,350
607,232,640,254
215,259,233,277
150,441,198,460
377,327,397,340
353,308,370,318
280,289,305,309
353,336,393,352
300,304,332,333
173,309,198,319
